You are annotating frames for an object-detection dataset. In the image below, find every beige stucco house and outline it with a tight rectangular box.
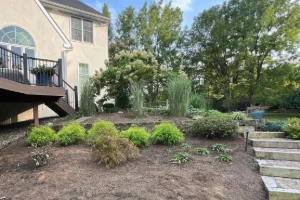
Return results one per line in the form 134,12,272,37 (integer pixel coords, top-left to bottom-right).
0,0,109,122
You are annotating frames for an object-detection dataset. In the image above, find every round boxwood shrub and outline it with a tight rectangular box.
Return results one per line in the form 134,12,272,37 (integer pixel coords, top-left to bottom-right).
284,118,300,139
151,122,184,145
57,122,86,146
87,120,119,144
190,116,237,138
120,125,151,147
27,126,57,147
258,122,286,132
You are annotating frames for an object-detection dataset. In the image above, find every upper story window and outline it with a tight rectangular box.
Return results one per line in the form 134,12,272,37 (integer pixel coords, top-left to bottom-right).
71,17,93,44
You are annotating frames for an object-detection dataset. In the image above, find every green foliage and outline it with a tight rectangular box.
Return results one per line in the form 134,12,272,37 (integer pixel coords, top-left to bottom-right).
231,112,247,120
130,80,144,117
190,93,206,109
193,148,209,155
190,116,237,138
101,3,114,42
120,125,151,147
57,122,86,146
27,126,57,147
258,122,287,132
171,153,189,164
151,122,184,145
79,80,96,117
212,144,231,153
217,154,232,163
181,143,191,149
144,107,170,116
91,133,140,169
205,110,227,117
284,118,300,139
87,121,119,144
167,75,192,116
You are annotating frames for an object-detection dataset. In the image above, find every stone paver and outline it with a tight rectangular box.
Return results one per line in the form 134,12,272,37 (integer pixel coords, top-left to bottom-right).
274,177,300,190
258,160,300,168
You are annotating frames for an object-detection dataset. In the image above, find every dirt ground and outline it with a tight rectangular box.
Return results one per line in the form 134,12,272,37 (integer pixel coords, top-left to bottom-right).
0,135,267,200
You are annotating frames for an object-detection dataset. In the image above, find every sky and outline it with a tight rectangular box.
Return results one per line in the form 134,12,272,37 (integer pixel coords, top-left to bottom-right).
81,0,225,27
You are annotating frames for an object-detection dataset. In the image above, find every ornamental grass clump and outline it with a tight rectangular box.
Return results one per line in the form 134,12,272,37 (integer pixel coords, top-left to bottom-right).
130,80,144,117
151,122,184,145
120,125,151,147
91,133,140,169
284,118,300,139
87,120,119,144
57,122,86,146
189,93,206,109
167,75,191,116
79,80,96,117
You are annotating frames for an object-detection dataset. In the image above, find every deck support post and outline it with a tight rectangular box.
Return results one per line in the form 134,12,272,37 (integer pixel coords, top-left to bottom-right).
33,102,39,127
74,86,79,112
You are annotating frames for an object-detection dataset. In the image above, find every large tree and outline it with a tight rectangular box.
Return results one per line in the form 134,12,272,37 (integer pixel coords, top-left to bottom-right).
102,3,114,42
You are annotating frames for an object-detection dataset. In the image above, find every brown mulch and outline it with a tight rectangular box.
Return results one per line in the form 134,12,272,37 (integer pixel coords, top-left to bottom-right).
0,136,267,200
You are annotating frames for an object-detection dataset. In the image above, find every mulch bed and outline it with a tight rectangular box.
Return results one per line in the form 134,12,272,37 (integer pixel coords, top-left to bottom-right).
0,135,267,200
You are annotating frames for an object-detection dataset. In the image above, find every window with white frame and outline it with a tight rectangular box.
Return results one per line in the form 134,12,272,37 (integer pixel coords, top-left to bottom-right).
78,63,89,92
71,17,93,43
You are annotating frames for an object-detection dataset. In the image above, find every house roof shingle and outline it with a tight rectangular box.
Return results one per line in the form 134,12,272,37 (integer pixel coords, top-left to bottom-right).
46,0,105,17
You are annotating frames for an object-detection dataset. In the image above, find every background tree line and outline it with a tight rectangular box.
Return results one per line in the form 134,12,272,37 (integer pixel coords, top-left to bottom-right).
98,0,300,111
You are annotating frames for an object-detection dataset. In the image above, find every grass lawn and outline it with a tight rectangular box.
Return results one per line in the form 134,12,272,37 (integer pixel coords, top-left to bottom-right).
265,109,300,122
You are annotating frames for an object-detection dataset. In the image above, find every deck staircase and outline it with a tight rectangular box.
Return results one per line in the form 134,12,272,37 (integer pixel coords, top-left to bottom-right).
246,132,300,200
0,46,78,124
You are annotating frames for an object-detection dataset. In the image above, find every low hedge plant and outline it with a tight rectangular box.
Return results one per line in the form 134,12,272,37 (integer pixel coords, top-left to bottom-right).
151,122,184,145
57,122,86,146
258,121,286,132
87,120,119,144
284,118,300,139
27,126,57,147
120,125,151,147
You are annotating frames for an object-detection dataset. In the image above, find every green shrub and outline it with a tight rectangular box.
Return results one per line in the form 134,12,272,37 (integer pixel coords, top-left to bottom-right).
91,133,140,168
57,122,86,146
87,120,119,144
130,81,144,117
151,122,184,145
284,118,300,139
217,154,232,163
231,112,247,120
79,80,97,116
190,116,237,138
167,76,191,116
120,125,151,147
193,148,209,155
27,126,57,147
205,110,227,117
171,153,189,164
258,121,287,132
190,93,206,109
181,143,191,149
212,144,231,153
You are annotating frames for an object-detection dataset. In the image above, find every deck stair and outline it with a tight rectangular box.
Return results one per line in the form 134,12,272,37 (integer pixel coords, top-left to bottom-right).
248,132,300,199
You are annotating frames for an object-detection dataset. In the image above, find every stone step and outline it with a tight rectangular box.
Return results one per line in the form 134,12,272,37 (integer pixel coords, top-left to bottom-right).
251,138,300,149
254,148,300,161
262,176,300,200
257,160,300,179
244,132,285,139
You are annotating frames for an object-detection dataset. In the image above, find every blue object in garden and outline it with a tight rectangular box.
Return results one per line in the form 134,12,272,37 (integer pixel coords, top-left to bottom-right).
36,74,51,86
250,110,265,120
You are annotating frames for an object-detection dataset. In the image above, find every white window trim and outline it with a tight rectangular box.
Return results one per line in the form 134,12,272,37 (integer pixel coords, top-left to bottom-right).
78,62,90,91
71,16,95,45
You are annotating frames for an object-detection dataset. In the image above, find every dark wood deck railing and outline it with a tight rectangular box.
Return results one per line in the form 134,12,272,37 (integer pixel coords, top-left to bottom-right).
0,46,78,111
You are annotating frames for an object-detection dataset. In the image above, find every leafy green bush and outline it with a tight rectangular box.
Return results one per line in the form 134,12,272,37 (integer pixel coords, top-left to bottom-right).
284,118,300,139
171,153,189,164
120,125,151,147
212,144,231,153
206,110,227,117
57,122,86,146
79,80,96,116
87,120,119,144
193,148,209,155
130,81,144,117
258,121,287,132
91,133,140,168
231,112,247,120
190,93,206,109
27,126,57,147
167,75,191,116
217,154,232,163
190,116,237,138
151,122,184,145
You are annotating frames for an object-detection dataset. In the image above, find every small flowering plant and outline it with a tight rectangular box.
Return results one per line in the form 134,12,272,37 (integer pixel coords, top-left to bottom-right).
31,65,56,76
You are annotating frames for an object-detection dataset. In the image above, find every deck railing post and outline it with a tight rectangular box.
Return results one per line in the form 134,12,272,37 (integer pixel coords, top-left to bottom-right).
23,53,28,84
58,59,63,87
74,86,79,112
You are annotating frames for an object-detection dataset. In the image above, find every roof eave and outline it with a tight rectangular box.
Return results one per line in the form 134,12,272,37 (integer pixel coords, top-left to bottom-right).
40,0,110,23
